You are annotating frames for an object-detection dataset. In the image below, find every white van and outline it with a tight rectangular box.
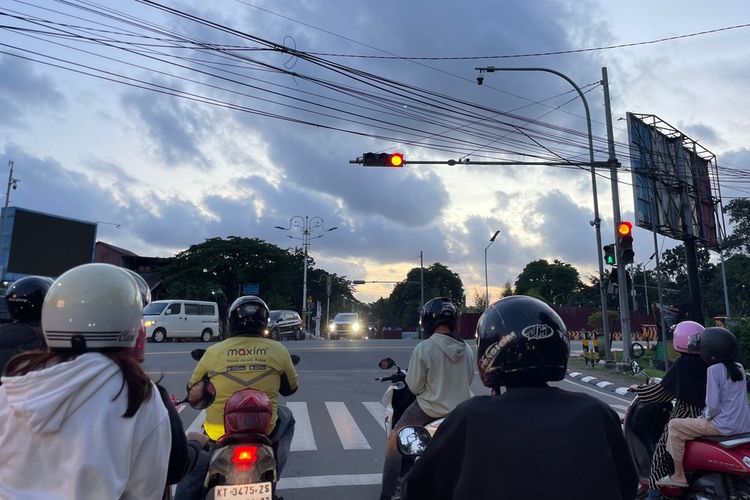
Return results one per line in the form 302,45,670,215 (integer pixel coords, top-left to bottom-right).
143,300,220,343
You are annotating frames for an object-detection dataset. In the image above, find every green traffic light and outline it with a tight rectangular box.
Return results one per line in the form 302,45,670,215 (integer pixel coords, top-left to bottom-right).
605,255,616,265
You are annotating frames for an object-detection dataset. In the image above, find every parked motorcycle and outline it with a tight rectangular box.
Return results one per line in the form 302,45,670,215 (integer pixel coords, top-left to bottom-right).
624,360,750,499
184,348,299,500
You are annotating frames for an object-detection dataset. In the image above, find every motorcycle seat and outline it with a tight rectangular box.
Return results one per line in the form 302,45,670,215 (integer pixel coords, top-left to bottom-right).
698,433,750,449
218,432,273,447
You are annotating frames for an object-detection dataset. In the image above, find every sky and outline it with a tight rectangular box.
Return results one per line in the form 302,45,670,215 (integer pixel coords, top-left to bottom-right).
1,0,749,305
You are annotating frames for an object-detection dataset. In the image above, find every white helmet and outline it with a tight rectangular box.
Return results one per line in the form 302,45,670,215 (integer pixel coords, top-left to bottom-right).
42,263,143,351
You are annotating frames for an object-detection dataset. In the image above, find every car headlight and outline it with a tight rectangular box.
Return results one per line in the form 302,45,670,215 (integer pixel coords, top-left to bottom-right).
264,329,269,337
144,320,156,327
329,323,335,331
352,322,360,331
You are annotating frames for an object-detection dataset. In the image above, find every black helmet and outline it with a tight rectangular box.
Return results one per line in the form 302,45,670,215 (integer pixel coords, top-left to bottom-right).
476,295,569,388
420,297,457,336
5,276,53,322
228,296,270,337
696,327,737,364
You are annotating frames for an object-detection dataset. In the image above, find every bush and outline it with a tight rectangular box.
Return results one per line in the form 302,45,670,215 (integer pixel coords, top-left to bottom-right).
731,318,750,368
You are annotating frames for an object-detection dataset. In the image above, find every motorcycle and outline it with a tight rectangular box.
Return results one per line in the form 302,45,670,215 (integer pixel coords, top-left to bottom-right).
624,360,750,499
184,349,300,500
376,357,444,478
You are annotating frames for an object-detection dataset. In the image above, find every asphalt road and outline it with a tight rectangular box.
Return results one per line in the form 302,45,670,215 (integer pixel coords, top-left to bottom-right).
143,338,633,499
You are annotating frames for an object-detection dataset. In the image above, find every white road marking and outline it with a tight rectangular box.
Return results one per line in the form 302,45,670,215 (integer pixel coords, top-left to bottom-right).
559,378,632,404
362,402,386,431
287,402,317,452
277,473,381,490
326,402,370,450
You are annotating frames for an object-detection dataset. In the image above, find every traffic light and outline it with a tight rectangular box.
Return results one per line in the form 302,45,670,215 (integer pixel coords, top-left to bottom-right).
361,152,404,167
617,221,635,264
603,244,616,266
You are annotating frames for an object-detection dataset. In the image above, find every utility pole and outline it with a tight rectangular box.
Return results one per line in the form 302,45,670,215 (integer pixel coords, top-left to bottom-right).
420,250,425,339
602,67,633,363
0,160,18,283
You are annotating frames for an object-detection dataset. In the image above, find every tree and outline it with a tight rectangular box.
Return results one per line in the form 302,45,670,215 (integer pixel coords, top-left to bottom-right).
382,263,465,330
514,259,583,305
158,236,302,316
500,281,514,299
466,289,488,313
724,199,750,254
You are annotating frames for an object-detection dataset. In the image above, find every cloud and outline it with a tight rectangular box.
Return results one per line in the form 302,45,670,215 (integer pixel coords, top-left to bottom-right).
0,55,64,126
121,88,209,166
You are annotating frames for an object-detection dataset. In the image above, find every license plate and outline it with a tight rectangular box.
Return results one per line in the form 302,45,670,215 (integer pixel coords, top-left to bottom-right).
213,481,272,499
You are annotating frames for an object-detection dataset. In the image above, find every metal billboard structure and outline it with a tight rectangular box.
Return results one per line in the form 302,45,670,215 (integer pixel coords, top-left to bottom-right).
626,113,725,250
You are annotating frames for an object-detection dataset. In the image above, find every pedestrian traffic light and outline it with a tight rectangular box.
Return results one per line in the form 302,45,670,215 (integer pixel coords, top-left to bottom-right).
603,244,616,266
361,152,404,167
617,221,634,264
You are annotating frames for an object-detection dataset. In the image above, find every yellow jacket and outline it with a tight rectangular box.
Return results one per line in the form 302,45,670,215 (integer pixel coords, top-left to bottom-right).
188,336,298,440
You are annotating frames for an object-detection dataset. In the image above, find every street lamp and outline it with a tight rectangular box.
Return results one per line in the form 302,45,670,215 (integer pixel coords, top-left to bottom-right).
475,66,611,360
484,230,500,306
275,216,337,333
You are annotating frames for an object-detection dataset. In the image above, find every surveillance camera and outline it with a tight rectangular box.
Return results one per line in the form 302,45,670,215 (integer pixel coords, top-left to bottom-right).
12,184,16,190
476,76,484,86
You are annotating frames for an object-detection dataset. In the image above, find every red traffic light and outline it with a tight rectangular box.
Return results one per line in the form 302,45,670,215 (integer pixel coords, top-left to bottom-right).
617,221,633,237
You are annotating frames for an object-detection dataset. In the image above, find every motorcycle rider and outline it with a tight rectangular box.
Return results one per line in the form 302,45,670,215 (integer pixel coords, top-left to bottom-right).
175,295,298,500
0,263,172,499
380,297,474,500
401,295,638,500
629,320,708,498
659,327,750,488
0,275,52,375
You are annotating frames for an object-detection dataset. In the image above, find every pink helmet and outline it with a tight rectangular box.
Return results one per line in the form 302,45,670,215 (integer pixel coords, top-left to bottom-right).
673,321,704,353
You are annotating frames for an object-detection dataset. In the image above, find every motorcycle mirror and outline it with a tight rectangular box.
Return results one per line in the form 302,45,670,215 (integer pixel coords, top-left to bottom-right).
378,358,396,370
397,426,431,457
191,349,207,361
187,379,216,410
291,354,300,365
630,342,645,359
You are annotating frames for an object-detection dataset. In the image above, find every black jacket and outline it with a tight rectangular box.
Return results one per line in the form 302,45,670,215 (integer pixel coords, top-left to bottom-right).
402,385,638,500
0,322,44,376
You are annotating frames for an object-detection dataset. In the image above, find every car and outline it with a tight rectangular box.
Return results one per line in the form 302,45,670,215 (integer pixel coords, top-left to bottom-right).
143,300,220,343
267,310,304,341
328,312,362,340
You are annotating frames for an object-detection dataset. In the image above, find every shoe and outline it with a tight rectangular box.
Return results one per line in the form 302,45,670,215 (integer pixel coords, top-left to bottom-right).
655,475,689,488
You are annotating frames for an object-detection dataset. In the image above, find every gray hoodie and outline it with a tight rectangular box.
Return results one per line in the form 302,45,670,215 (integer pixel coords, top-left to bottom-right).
405,334,475,418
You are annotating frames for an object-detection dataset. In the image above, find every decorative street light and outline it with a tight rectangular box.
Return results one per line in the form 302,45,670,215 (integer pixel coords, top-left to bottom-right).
275,216,337,333
484,230,500,307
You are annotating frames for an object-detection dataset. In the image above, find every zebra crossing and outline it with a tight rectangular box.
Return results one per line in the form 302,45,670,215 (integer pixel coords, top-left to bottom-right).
185,400,628,452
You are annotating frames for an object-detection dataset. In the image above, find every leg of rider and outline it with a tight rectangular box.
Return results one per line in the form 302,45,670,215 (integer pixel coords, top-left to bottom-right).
665,418,719,483
174,448,210,500
380,401,435,500
269,405,296,476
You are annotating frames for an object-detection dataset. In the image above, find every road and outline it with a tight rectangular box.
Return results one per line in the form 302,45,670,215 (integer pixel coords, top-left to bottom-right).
144,338,633,499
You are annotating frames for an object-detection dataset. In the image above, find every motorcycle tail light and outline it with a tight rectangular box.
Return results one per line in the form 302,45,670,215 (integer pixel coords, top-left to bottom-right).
232,445,259,469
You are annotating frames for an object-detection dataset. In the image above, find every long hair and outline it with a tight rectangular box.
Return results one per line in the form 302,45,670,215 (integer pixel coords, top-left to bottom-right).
723,360,745,382
6,350,153,418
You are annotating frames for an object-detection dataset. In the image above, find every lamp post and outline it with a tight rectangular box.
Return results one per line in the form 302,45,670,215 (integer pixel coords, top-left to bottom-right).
475,66,611,360
484,230,500,307
275,216,337,333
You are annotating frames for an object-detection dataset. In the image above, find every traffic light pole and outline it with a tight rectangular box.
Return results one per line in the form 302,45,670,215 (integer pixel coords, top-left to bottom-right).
601,67,633,363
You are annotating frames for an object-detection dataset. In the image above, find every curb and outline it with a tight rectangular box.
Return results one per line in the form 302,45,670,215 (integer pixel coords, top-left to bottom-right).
566,369,631,396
